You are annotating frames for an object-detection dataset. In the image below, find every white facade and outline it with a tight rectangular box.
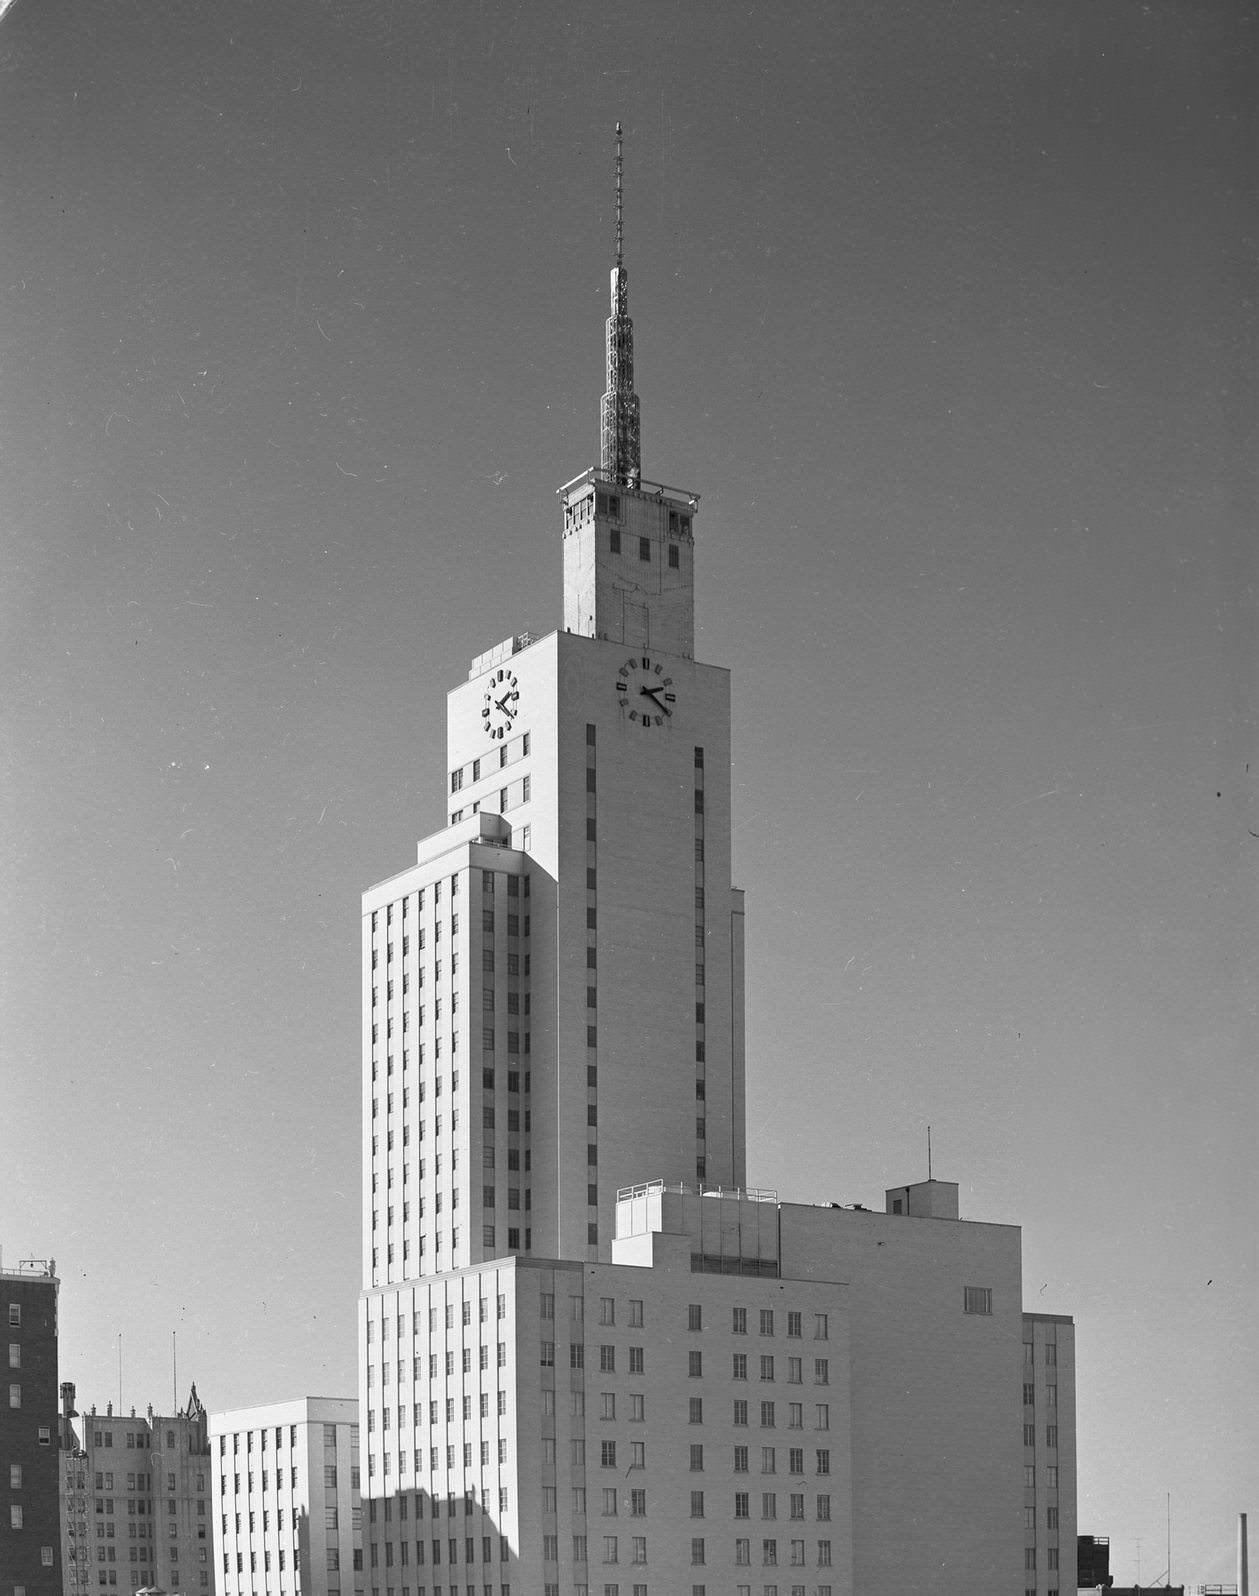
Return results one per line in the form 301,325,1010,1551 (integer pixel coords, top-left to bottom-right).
360,614,746,1296
356,195,1077,1596
359,1182,1072,1595
209,1400,360,1596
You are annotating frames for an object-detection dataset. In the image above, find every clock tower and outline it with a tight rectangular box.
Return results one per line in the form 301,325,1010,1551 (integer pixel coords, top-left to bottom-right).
361,125,745,1292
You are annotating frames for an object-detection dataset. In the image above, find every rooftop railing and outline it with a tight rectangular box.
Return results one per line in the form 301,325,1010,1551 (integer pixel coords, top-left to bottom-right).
616,1180,778,1204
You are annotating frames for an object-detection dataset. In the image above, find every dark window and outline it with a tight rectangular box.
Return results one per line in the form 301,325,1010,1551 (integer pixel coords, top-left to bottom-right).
639,537,650,561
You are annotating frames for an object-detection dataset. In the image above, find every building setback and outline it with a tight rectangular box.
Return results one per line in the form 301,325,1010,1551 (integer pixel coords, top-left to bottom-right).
1,1259,61,1596
59,1385,215,1596
209,1399,360,1596
357,130,1077,1595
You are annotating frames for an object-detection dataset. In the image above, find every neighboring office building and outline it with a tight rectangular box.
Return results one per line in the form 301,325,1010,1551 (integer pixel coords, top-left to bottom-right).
1,1258,61,1596
59,1384,214,1596
209,1400,360,1596
356,133,1078,1594
1023,1312,1077,1596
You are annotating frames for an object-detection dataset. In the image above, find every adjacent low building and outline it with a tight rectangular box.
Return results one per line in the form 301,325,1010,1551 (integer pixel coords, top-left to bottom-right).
59,1384,214,1596
360,1177,1077,1595
209,1399,360,1596
1,1259,61,1596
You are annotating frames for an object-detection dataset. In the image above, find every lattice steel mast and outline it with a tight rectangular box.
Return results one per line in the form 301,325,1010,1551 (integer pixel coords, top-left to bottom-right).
600,123,641,487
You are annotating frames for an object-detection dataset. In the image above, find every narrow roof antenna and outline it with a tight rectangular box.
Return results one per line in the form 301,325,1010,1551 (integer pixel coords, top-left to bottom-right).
927,1125,932,1181
614,121,624,269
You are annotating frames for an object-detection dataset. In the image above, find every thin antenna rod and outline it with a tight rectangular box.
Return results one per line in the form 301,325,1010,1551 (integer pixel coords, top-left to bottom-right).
118,1334,123,1414
172,1331,177,1412
927,1125,932,1180
614,122,624,268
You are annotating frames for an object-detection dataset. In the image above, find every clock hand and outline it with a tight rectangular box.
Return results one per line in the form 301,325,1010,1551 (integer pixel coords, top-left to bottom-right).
640,684,664,707
495,694,515,714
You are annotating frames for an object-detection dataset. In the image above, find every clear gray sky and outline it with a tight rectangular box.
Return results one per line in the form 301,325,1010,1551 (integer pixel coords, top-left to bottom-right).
2,0,1253,1584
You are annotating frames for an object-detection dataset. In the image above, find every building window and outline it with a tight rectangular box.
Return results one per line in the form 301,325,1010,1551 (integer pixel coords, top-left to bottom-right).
963,1286,993,1315
638,537,650,561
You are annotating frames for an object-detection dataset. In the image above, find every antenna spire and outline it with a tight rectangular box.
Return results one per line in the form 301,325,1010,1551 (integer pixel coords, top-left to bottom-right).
614,121,624,268
600,122,641,487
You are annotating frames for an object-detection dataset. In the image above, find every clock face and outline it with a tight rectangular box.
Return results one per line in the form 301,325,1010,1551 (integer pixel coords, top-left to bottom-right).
615,654,677,727
481,667,521,740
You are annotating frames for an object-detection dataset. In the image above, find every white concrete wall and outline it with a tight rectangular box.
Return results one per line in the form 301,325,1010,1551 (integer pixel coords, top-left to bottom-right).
360,1252,851,1596
442,628,743,1266
209,1399,359,1596
780,1201,1025,1596
560,477,697,659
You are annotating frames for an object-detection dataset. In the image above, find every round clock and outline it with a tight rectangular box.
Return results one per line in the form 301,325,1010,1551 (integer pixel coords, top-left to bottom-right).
615,654,677,726
482,667,521,740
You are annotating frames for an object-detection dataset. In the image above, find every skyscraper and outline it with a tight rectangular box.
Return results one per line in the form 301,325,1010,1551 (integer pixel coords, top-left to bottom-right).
358,130,1075,1596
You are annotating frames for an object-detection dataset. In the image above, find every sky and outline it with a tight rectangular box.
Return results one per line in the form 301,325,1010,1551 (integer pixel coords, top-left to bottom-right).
1,0,1253,1584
